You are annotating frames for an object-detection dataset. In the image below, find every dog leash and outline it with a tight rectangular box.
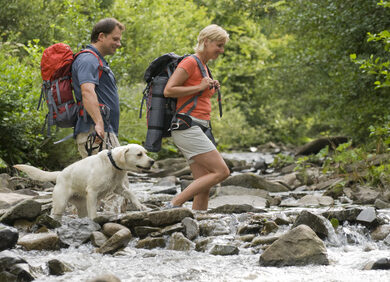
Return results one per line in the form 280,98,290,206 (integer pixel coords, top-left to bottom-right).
85,132,123,170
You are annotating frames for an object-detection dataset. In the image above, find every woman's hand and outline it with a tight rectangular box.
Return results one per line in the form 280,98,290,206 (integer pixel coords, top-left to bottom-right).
200,77,220,90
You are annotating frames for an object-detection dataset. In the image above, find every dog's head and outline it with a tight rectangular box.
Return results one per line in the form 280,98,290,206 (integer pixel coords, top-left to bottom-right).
114,144,155,171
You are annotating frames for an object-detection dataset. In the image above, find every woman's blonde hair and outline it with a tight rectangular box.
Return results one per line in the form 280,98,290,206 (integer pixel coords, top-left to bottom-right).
195,24,229,52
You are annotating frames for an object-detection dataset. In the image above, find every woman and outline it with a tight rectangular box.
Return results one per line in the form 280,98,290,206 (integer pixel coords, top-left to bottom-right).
163,24,230,210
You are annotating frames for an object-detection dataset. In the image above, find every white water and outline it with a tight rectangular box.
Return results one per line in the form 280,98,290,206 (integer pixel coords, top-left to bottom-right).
8,151,390,281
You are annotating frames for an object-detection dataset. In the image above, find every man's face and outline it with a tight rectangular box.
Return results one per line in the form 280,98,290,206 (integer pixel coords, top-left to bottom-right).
100,26,122,56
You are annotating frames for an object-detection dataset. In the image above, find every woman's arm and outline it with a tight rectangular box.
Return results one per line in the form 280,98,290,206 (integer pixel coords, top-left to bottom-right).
164,67,212,98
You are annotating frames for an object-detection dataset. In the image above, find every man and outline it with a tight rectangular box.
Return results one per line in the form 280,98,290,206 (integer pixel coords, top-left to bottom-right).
72,18,125,158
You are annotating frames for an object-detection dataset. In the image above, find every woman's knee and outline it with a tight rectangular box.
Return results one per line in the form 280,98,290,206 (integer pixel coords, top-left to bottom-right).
216,164,230,182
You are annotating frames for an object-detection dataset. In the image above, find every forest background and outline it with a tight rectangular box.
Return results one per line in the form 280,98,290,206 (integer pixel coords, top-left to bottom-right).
0,0,389,171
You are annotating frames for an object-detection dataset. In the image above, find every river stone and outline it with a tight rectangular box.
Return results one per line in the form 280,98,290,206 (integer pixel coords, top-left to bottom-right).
209,244,239,256
371,225,390,241
88,274,121,282
356,207,378,229
297,195,334,207
0,224,18,251
195,237,213,252
0,192,34,210
374,198,390,209
293,210,339,245
47,259,73,276
154,176,177,186
208,195,268,210
321,207,363,224
57,217,101,247
351,185,380,204
371,257,390,270
182,217,199,240
199,219,231,236
251,235,279,246
35,214,61,230
259,224,329,267
237,224,262,235
120,211,152,228
17,232,59,251
134,226,161,238
0,199,41,225
263,221,279,235
167,232,195,251
136,237,166,249
148,208,193,227
96,228,132,254
221,173,289,192
90,231,108,247
0,250,34,282
102,223,130,237
150,222,184,237
208,203,266,214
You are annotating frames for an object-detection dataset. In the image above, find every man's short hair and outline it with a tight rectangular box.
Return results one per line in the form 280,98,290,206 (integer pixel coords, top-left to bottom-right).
91,18,125,43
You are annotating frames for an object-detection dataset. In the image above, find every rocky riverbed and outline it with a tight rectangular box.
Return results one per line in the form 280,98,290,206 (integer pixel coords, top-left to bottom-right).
1,142,390,281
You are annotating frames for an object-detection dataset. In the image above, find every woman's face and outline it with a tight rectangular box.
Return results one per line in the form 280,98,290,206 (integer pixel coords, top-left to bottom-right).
205,39,225,60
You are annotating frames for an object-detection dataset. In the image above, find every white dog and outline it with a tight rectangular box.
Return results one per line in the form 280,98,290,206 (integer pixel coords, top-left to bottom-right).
14,144,154,220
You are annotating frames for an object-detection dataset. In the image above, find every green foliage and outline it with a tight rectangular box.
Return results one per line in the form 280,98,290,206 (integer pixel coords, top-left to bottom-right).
330,218,339,230
0,41,45,166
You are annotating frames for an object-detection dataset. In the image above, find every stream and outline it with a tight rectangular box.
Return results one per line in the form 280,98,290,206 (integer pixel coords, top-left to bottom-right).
6,151,390,281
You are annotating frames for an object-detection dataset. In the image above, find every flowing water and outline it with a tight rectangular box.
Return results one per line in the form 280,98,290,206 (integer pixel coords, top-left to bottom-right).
8,152,390,281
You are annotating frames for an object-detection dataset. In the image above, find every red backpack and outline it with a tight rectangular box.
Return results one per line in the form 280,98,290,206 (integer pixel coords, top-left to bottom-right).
39,43,103,138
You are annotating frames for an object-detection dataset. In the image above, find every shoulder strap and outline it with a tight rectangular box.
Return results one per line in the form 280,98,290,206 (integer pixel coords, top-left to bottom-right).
74,49,104,79
191,55,223,117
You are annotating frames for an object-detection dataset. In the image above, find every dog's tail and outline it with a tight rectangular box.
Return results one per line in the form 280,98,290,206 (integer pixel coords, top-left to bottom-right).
13,164,59,182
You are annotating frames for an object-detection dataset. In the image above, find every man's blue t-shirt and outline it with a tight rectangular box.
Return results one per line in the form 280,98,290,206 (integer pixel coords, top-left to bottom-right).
72,44,120,136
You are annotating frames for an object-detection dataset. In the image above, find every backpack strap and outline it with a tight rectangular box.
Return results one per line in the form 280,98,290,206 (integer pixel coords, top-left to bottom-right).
74,49,104,79
191,55,223,118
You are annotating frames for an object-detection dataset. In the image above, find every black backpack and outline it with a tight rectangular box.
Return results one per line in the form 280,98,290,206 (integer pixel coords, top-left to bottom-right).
139,53,222,152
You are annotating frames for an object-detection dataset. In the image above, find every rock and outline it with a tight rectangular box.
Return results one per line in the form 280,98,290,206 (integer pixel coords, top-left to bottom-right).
182,217,199,240
292,211,339,245
147,208,193,227
251,236,279,246
370,258,390,270
356,207,379,229
351,185,380,204
0,199,41,225
0,250,34,281
237,224,262,235
209,244,239,256
0,224,18,251
208,196,268,210
168,232,195,251
208,203,266,214
221,173,289,192
91,231,108,247
374,198,390,209
47,259,73,275
371,225,390,241
150,223,184,237
133,226,161,238
199,220,231,236
259,225,329,266
0,193,34,209
34,214,61,230
57,217,101,247
297,195,334,207
88,273,121,282
322,208,363,224
120,211,152,228
102,223,129,237
17,232,59,251
151,186,177,195
195,238,213,252
97,228,132,254
154,176,177,186
262,221,278,235
136,237,166,249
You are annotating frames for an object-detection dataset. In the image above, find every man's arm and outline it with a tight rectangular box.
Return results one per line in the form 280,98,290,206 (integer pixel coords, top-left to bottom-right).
80,82,105,139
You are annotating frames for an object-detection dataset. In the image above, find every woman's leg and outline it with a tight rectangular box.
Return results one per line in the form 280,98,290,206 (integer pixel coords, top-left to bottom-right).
171,149,230,210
